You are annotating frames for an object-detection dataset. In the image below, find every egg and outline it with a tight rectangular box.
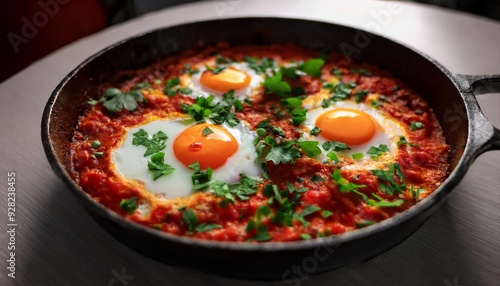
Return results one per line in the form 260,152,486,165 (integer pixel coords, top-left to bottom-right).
302,100,407,170
112,117,261,198
180,62,264,100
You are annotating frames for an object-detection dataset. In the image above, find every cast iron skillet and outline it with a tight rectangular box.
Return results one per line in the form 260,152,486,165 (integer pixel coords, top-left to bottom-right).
41,18,500,280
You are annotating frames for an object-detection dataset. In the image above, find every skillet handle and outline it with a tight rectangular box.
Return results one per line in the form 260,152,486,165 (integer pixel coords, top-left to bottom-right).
453,74,500,154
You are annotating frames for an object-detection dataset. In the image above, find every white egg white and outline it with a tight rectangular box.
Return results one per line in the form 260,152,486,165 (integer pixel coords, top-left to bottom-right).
112,118,261,199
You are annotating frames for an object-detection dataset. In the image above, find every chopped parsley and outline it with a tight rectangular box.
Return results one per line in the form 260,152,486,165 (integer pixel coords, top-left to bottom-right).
311,174,325,182
296,140,322,158
215,53,232,64
180,91,241,127
147,152,175,180
246,205,272,241
410,121,424,131
331,169,367,200
195,223,222,233
100,87,145,113
263,72,291,97
202,126,213,136
326,151,340,163
397,136,409,147
299,58,325,77
300,233,312,240
371,163,406,195
352,152,363,160
243,56,276,74
409,185,425,202
134,82,150,89
356,220,375,228
321,210,333,218
163,77,181,96
181,208,222,234
366,144,389,159
92,151,103,158
181,208,198,233
331,66,343,77
132,129,168,156
349,68,372,76
322,140,351,152
183,64,199,75
119,196,138,214
367,193,404,207
212,174,259,205
310,127,321,136
371,100,382,108
91,140,101,148
354,90,369,103
188,162,213,190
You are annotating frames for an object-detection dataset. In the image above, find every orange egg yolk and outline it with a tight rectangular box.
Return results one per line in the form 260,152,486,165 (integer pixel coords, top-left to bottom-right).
173,123,238,169
200,67,251,92
315,108,377,145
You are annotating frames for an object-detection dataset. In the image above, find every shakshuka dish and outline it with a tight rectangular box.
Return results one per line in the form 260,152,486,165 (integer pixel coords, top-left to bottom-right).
70,44,450,242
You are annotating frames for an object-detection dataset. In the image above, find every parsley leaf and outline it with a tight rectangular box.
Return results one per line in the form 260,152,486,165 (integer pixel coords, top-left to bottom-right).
366,144,389,159
310,127,321,136
195,223,222,233
367,195,404,208
371,163,406,195
181,208,198,233
311,174,325,182
132,129,168,156
147,152,175,180
202,126,213,136
300,205,321,217
265,140,302,165
410,121,424,131
354,90,369,103
243,56,276,74
263,72,291,97
181,91,241,127
189,162,213,190
212,174,259,205
296,141,321,158
323,140,351,152
356,220,375,228
331,169,367,200
299,58,325,77
102,88,144,113
119,196,138,214
183,64,199,75
300,233,312,240
246,205,272,241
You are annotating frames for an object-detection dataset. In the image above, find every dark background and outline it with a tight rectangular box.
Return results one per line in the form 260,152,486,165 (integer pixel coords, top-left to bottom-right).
1,0,499,83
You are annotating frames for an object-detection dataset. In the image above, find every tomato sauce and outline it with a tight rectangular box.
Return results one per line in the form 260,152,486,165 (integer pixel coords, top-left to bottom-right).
70,44,449,242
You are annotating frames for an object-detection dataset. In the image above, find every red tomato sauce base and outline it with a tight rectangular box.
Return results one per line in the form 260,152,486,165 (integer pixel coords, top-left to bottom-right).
70,44,450,242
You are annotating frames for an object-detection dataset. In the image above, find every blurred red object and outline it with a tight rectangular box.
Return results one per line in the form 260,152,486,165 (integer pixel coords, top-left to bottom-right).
0,0,107,83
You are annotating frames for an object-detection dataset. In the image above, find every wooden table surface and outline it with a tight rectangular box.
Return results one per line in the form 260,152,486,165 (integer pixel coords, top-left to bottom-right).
1,0,499,285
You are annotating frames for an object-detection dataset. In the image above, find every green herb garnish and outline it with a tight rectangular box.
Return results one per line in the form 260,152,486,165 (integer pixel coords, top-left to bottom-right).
189,162,213,190
119,196,138,214
132,129,168,156
371,163,406,195
331,169,367,200
366,144,389,159
147,152,175,180
410,121,424,131
102,88,144,113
